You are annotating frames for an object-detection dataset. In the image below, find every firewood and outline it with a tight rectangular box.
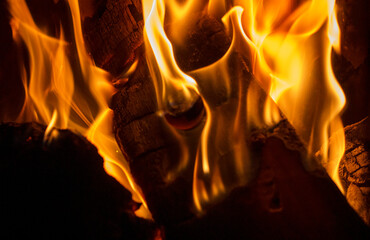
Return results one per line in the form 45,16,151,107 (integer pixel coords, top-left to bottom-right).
332,0,369,125
110,13,231,225
90,0,369,236
110,16,370,240
83,0,144,76
82,0,231,77
167,12,231,72
339,117,370,225
0,122,159,240
164,134,370,240
111,52,201,224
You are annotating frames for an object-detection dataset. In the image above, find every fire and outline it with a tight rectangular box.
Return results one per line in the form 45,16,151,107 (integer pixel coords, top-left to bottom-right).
143,0,345,211
6,0,346,220
143,0,199,115
8,0,151,219
234,0,345,189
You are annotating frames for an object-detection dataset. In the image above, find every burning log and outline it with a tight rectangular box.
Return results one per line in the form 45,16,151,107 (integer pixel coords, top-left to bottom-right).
110,19,370,240
332,0,369,125
165,132,370,240
339,117,370,225
106,0,370,235
111,53,193,223
83,0,144,76
110,11,232,225
0,122,159,240
169,12,232,72
111,53,199,224
83,0,370,237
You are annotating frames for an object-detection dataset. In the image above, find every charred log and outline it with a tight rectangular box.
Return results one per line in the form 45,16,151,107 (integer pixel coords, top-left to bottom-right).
84,0,370,237
332,0,369,125
111,52,198,224
110,12,231,225
0,122,158,240
83,0,144,76
339,117,370,225
167,12,232,72
165,134,370,240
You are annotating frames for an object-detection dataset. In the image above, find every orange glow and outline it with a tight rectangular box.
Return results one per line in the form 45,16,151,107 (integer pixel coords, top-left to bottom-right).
8,0,151,219
143,0,199,114
143,0,346,211
234,0,345,191
7,0,346,217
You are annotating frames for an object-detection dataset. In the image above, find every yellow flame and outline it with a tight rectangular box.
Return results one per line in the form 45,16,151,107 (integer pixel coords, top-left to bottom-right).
8,0,345,218
43,110,59,144
9,2,74,129
86,109,151,217
143,0,199,114
143,0,346,211
8,0,151,219
234,0,345,190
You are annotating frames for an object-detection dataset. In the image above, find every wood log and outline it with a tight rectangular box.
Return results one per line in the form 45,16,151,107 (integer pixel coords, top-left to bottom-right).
109,10,369,237
111,48,200,224
167,12,231,72
0,122,159,240
85,0,370,236
110,13,232,225
339,117,370,225
165,133,370,240
83,0,144,76
332,0,369,125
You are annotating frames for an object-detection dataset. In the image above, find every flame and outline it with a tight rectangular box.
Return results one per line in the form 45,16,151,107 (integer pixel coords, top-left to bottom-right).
234,0,345,189
143,0,199,114
143,0,346,212
8,0,151,219
7,0,346,218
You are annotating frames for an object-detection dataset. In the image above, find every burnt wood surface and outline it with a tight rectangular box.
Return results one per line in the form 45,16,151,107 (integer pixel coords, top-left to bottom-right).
339,117,370,225
107,2,370,236
166,134,370,240
333,0,369,126
67,0,370,237
168,12,232,72
110,12,232,225
83,0,144,76
111,56,196,224
0,122,159,240
0,0,368,239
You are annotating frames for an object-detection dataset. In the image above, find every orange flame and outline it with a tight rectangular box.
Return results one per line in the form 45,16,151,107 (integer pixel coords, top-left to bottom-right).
143,0,199,114
8,0,151,219
7,0,346,217
234,0,345,190
143,0,346,212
